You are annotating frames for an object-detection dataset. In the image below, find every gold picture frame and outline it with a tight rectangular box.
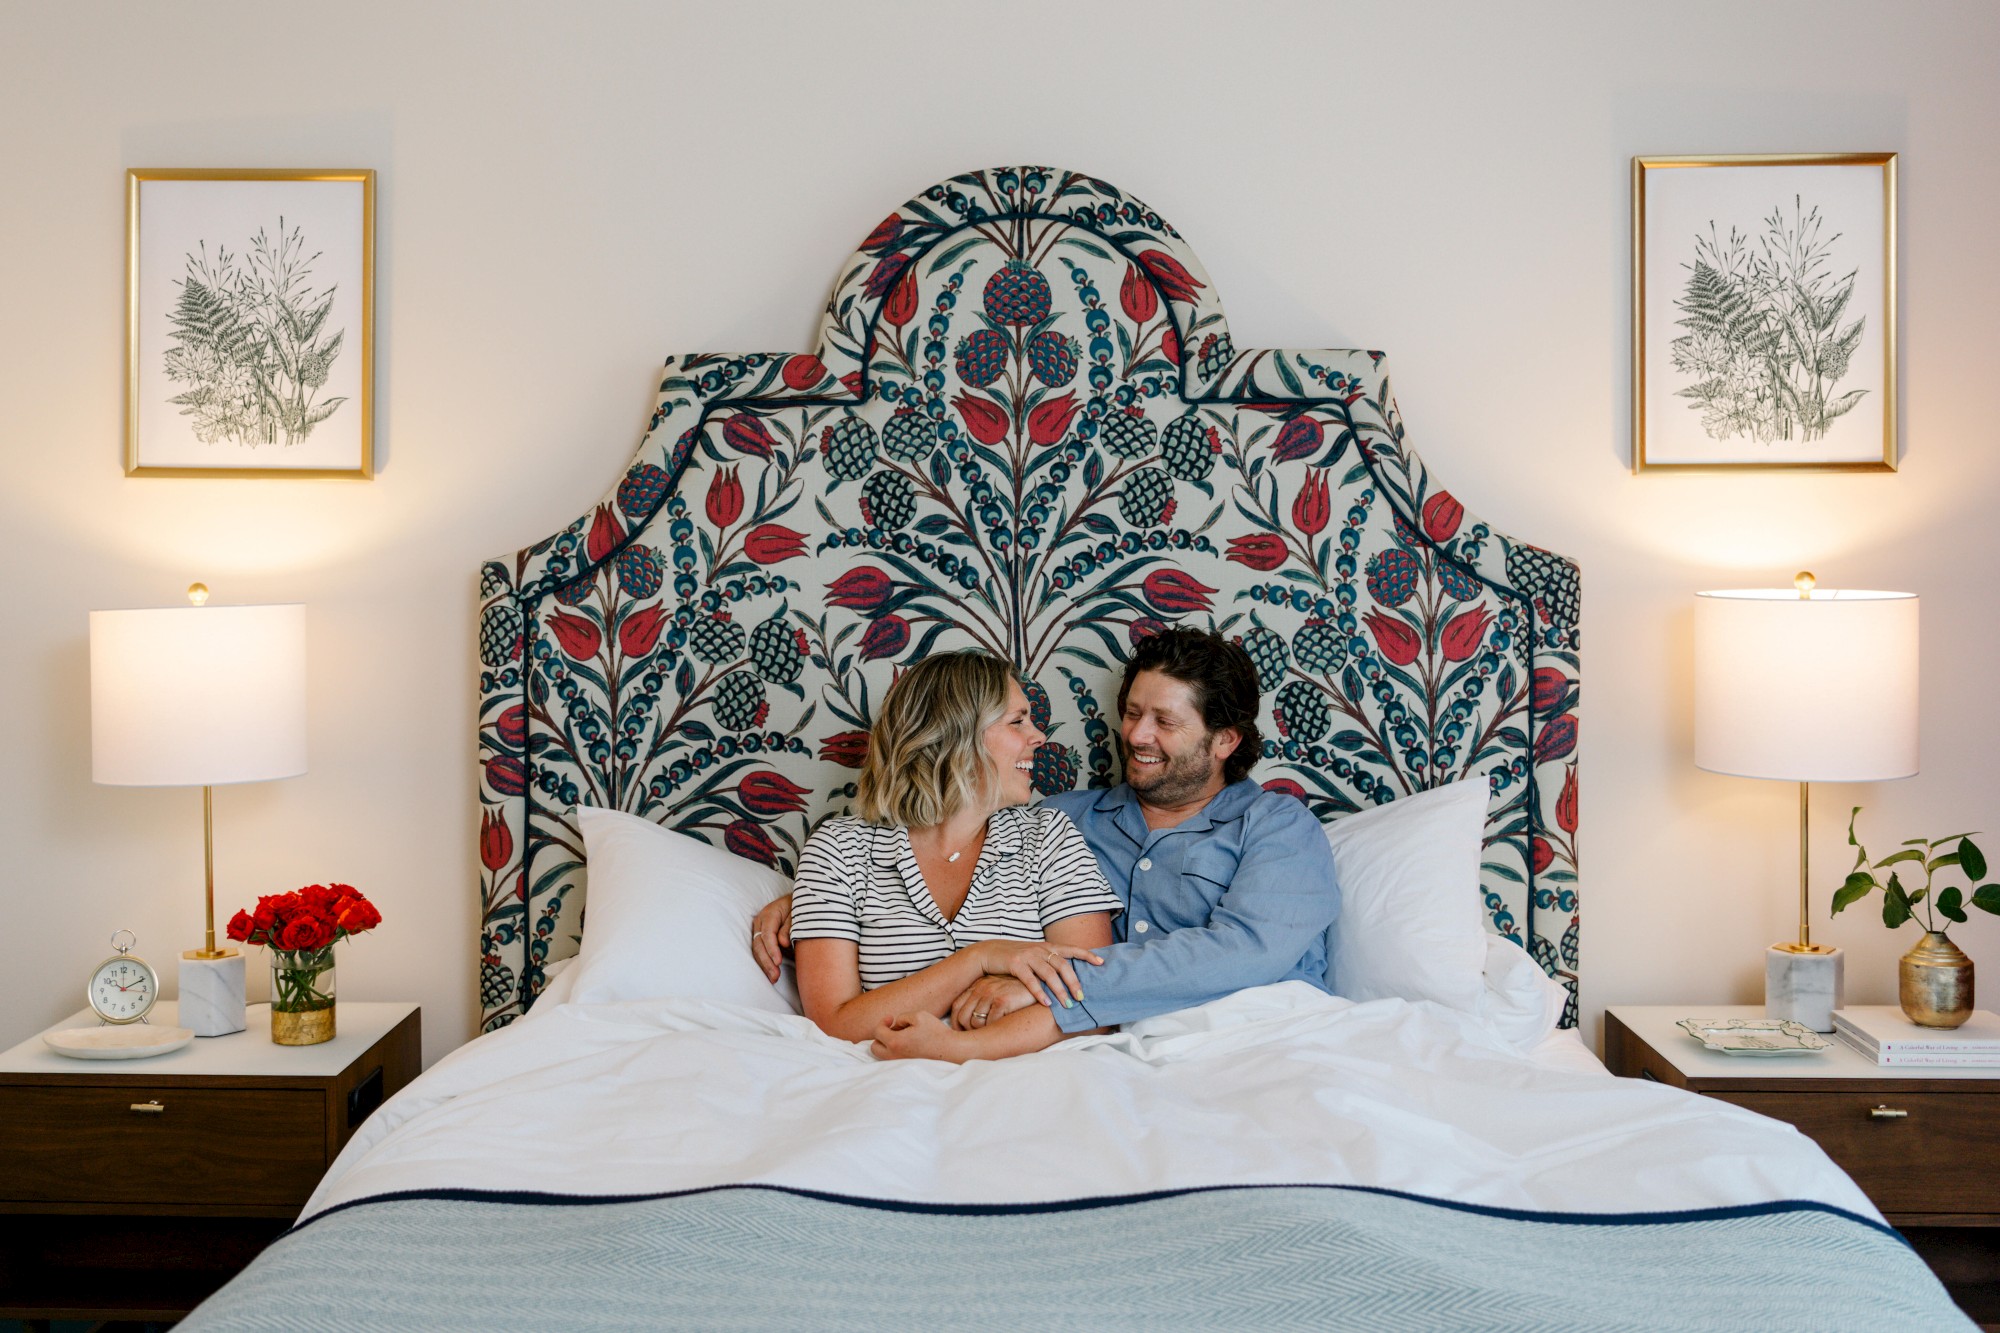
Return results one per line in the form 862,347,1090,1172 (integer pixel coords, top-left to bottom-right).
1632,153,1896,473
126,168,375,478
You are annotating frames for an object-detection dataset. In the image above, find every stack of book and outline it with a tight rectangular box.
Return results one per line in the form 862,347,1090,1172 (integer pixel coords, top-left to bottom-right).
1831,1006,2000,1067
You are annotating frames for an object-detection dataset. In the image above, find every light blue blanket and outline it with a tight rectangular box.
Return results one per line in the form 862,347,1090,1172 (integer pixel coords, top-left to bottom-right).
181,1184,1968,1332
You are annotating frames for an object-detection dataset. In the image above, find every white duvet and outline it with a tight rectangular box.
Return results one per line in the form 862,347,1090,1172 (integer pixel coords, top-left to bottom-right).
304,983,1876,1225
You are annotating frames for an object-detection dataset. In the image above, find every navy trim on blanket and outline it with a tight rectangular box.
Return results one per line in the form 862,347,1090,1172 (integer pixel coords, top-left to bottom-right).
285,1180,1908,1248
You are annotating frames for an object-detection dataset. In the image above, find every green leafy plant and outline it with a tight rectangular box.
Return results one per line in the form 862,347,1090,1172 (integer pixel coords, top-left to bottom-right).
1832,807,2000,932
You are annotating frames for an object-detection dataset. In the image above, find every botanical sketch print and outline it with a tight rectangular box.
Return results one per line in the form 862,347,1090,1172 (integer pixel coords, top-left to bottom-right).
1669,198,1865,445
128,170,372,477
163,219,347,448
1635,154,1893,472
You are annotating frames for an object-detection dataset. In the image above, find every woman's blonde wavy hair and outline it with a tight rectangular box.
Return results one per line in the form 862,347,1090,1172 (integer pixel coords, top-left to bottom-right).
854,651,1016,829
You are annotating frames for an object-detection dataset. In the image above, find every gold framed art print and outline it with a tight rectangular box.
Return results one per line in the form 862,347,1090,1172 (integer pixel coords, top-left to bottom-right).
1633,154,1896,473
126,168,375,478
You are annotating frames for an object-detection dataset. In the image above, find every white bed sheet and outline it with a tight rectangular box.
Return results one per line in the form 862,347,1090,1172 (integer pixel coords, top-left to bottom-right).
1525,1024,1611,1078
305,983,1875,1225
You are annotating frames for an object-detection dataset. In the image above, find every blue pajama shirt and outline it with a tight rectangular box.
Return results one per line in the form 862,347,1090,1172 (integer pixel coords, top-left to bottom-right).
1040,779,1341,1032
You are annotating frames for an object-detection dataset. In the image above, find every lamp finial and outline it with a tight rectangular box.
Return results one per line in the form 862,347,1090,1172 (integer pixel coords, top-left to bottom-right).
187,582,210,607
1794,571,1815,599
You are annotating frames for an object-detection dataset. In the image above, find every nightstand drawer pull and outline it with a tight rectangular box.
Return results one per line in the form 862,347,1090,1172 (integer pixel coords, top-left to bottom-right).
1868,1105,1908,1120
129,1100,165,1114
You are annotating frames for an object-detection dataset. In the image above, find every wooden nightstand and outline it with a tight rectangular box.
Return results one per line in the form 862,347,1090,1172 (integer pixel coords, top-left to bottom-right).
0,999,419,1325
1606,1004,2000,1328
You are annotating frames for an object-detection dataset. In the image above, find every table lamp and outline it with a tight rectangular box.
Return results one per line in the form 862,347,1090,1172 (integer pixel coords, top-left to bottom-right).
89,585,307,1037
1693,573,1919,1031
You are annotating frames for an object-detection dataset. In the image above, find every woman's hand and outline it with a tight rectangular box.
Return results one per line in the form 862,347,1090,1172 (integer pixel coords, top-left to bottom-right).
974,939,1102,1007
751,894,793,983
951,976,1036,1030
871,1010,964,1062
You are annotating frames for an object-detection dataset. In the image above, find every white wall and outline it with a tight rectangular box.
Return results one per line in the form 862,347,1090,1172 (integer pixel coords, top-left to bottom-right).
3,0,1995,1066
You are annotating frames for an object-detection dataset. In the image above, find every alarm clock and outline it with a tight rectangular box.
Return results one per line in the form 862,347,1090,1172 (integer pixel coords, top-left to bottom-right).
87,929,159,1025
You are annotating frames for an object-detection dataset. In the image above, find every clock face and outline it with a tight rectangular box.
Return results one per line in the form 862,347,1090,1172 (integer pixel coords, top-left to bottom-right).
90,957,157,1023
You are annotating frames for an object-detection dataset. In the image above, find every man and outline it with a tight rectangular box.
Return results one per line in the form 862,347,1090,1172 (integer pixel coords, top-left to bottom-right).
750,628,1341,1055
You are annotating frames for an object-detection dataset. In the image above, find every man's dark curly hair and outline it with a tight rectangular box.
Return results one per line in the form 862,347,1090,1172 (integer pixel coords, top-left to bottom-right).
1116,627,1263,785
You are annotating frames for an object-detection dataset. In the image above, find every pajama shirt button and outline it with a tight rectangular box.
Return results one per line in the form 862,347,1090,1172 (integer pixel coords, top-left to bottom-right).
1137,858,1152,871
1134,921,1149,933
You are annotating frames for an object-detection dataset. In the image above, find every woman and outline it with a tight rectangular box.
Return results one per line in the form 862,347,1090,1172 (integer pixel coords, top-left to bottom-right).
788,651,1119,1062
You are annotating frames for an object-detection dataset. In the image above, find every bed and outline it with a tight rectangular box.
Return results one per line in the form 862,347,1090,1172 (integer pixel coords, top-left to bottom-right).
181,166,1967,1330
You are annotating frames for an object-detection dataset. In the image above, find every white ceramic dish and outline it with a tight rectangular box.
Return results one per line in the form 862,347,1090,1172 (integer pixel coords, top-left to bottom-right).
1676,1017,1831,1056
43,1024,195,1060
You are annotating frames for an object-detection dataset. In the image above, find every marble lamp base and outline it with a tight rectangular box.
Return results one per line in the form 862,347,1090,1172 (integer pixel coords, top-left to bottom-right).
1765,945,1844,1032
180,952,247,1037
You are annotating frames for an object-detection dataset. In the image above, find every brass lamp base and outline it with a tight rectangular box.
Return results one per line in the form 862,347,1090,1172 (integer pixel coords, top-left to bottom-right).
187,786,240,963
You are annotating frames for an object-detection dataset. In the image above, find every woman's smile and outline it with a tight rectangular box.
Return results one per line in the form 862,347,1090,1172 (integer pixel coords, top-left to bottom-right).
986,680,1046,804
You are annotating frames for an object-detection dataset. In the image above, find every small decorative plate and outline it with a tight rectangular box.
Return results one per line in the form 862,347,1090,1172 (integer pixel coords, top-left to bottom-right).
1677,1018,1832,1056
43,1025,194,1060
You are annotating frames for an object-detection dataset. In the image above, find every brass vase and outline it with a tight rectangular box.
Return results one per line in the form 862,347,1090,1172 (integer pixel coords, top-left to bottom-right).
1899,931,1974,1029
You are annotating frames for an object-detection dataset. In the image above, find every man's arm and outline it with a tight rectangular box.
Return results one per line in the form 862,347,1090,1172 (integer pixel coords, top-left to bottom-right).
751,893,792,982
1050,795,1338,1032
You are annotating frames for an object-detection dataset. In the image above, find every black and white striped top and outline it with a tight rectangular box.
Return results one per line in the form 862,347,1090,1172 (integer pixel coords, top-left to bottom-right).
790,805,1123,990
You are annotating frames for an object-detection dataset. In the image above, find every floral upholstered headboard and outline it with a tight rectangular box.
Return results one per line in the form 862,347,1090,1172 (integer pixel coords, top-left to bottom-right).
475,166,1582,1032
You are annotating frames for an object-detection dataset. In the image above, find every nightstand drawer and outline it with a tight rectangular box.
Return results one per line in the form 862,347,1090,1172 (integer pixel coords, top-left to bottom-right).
1718,1091,2000,1215
0,1086,326,1207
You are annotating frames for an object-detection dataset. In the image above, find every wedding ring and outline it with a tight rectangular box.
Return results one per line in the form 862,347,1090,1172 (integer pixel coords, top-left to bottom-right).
976,1010,990,1021
753,931,763,939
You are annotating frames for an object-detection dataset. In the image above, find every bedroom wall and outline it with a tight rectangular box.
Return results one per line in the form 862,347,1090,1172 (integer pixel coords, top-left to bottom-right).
3,0,1995,1066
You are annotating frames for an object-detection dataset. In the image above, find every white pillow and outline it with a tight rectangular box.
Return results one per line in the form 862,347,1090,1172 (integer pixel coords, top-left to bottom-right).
567,806,801,1014
533,955,578,1005
1323,778,1490,1012
1475,933,1569,1050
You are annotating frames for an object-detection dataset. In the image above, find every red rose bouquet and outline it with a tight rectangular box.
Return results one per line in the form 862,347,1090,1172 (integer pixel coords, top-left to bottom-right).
226,884,381,1024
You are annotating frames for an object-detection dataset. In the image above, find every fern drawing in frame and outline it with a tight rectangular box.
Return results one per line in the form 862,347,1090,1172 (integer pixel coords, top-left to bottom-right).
127,169,374,478
1633,154,1895,473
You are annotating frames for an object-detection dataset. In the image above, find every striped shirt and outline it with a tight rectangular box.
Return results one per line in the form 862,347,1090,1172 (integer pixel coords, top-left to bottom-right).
790,805,1122,990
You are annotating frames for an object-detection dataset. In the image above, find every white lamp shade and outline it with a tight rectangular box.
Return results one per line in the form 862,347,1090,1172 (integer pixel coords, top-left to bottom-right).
1693,588,1918,782
90,603,308,787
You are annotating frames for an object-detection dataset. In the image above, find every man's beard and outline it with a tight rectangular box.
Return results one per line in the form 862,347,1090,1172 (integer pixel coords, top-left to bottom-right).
1120,732,1221,806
